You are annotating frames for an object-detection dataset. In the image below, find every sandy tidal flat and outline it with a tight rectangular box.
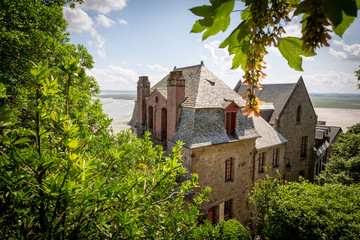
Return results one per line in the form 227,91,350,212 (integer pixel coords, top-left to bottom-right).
314,107,360,132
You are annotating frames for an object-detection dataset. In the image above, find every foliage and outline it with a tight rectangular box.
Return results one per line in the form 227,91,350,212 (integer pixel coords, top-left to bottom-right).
249,175,360,240
190,0,359,117
317,123,360,185
0,61,212,239
0,1,215,238
220,219,252,240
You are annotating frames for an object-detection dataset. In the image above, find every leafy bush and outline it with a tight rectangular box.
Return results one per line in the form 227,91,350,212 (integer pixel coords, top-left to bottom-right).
250,176,360,240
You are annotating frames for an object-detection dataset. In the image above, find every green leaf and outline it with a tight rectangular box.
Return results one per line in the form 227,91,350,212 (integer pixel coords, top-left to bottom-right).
68,139,78,149
332,12,355,37
13,138,30,145
324,0,357,27
189,5,212,17
278,37,315,71
190,20,207,33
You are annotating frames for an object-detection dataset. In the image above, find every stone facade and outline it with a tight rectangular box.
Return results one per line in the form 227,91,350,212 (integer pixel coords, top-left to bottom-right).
274,79,317,181
129,63,316,224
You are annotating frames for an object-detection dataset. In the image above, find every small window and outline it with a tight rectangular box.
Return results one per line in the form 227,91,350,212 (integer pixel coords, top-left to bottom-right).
225,158,233,182
296,105,301,123
207,206,215,224
273,148,279,168
258,152,265,173
225,112,236,137
300,136,308,158
224,199,232,221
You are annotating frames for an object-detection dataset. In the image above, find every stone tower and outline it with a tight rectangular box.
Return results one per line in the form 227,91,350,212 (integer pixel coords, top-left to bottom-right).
137,76,150,130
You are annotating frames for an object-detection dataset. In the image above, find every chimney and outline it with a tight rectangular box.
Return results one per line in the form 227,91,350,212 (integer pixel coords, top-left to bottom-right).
137,76,150,128
167,70,185,140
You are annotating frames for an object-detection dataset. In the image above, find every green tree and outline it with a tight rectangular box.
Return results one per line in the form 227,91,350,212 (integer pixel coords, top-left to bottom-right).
0,1,216,238
249,176,360,240
190,0,359,116
317,123,360,185
0,60,212,239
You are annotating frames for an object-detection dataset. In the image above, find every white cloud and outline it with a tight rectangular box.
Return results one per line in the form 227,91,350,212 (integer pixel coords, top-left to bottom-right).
329,40,360,61
303,71,358,93
118,19,128,25
283,23,302,38
90,65,138,90
200,40,244,88
80,0,127,14
63,6,107,58
147,64,169,73
63,7,94,33
96,14,115,28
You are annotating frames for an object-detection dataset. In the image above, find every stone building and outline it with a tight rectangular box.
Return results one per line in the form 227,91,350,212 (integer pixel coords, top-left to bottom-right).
130,62,289,223
235,78,318,181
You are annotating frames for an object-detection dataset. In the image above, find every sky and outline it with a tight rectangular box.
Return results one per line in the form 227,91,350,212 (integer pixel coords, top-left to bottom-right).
63,0,360,94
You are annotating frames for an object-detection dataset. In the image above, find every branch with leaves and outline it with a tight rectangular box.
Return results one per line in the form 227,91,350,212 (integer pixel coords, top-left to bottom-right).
191,0,359,117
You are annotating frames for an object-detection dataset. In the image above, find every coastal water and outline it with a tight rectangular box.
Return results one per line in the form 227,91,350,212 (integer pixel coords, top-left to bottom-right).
97,98,135,121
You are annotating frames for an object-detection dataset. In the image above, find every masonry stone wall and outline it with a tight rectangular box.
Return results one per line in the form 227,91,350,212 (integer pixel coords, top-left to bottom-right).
276,81,317,182
255,144,286,181
189,139,257,224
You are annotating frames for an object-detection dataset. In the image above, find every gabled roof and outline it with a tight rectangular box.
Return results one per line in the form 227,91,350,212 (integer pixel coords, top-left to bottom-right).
253,116,287,150
151,63,245,109
235,78,302,124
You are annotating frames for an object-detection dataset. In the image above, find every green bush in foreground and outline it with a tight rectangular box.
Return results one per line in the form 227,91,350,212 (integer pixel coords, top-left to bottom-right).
250,176,360,240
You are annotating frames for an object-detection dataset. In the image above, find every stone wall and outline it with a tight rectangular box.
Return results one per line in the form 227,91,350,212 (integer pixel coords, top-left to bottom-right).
255,144,286,181
276,80,317,182
189,139,257,224
145,91,167,139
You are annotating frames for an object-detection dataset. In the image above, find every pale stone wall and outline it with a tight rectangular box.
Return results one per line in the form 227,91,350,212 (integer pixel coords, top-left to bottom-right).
276,81,317,182
189,138,257,224
255,144,286,181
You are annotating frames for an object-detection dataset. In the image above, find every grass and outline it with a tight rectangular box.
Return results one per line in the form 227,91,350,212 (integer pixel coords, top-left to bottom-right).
98,93,137,101
310,94,360,109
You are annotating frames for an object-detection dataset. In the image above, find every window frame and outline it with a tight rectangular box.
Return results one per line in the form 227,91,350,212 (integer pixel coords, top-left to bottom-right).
224,102,240,137
273,148,279,168
296,105,301,123
224,199,232,221
225,158,233,182
300,136,308,158
258,152,265,173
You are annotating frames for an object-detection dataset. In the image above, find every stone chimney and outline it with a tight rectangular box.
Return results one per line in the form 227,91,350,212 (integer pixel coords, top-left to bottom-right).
137,76,150,128
167,70,186,140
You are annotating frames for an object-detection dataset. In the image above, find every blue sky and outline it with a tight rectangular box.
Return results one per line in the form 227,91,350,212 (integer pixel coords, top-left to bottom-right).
63,0,360,94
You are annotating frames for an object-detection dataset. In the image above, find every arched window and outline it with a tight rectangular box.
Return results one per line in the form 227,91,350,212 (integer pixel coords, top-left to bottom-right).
161,108,167,140
296,105,301,123
148,106,154,130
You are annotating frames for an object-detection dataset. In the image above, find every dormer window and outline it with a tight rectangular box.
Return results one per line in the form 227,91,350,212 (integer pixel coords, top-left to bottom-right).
224,102,240,137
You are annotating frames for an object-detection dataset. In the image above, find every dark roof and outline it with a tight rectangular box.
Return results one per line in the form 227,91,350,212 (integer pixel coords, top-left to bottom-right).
235,80,299,125
171,108,260,148
151,63,245,109
253,116,287,150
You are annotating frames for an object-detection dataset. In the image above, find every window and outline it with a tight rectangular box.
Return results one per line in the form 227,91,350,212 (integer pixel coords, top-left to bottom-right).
299,170,305,177
273,148,279,168
224,102,239,137
258,152,265,173
296,105,301,123
148,106,154,130
207,206,215,224
224,199,232,221
300,136,308,158
225,158,232,182
225,112,236,137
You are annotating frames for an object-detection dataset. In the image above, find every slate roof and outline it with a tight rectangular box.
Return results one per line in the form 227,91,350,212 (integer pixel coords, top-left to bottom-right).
152,63,245,109
171,107,260,148
252,116,287,150
235,80,298,125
